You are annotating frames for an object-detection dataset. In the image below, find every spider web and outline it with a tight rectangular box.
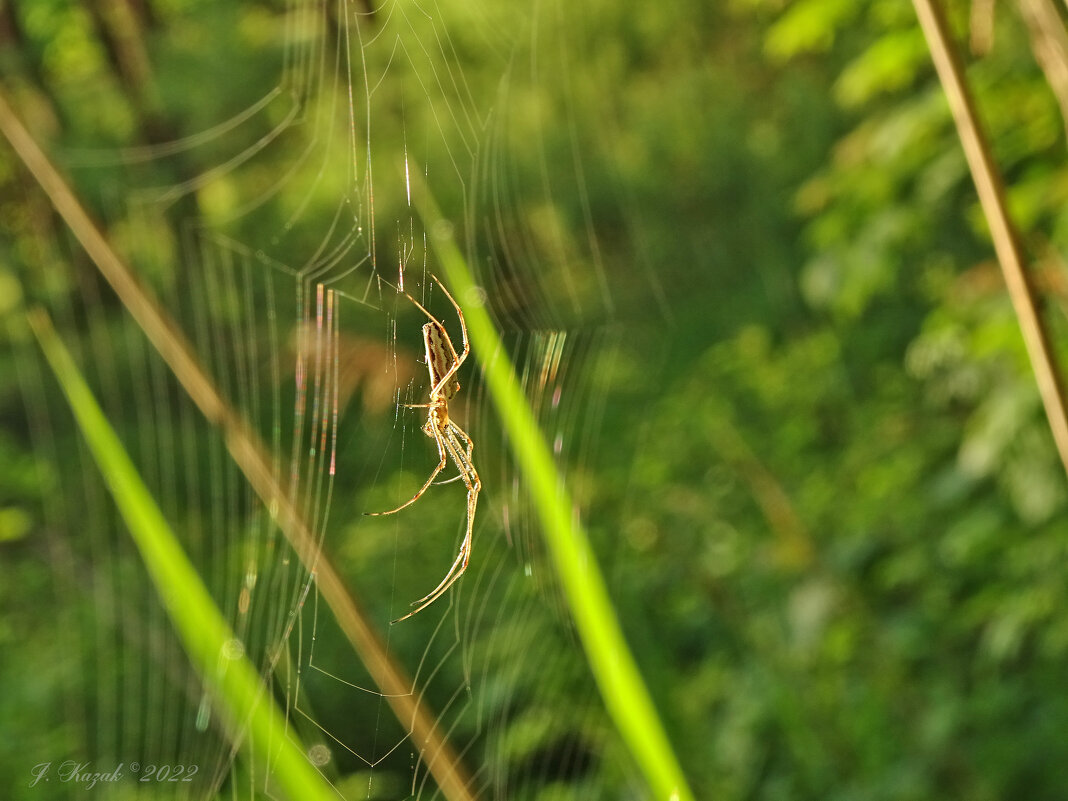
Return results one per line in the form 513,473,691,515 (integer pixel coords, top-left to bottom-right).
2,0,664,799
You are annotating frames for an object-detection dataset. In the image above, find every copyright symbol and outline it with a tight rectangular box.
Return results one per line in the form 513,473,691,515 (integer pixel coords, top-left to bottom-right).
130,762,140,772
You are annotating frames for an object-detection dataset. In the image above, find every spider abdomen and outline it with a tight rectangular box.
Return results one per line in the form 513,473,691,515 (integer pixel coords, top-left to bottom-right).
424,321,461,399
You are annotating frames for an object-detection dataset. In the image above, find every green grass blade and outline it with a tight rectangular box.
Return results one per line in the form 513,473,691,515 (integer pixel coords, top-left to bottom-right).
28,309,336,801
410,180,695,801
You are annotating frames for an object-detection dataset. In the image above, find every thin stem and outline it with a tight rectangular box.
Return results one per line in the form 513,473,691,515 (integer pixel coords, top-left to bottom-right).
912,0,1068,478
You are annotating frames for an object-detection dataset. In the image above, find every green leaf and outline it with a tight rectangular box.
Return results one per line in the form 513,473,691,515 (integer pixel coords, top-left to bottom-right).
765,0,856,60
835,29,929,107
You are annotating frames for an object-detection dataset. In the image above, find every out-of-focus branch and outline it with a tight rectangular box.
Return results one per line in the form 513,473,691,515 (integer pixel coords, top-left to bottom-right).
911,0,1068,479
0,88,477,801
970,0,996,55
1017,0,1068,140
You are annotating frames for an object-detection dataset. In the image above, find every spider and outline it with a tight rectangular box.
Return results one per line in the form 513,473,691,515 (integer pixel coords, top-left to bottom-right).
367,273,481,622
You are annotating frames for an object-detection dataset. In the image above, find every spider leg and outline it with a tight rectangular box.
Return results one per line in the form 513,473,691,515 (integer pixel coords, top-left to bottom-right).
448,420,475,462
392,425,480,623
412,429,479,601
440,422,476,488
393,529,471,622
431,414,474,489
429,410,476,487
434,473,465,486
432,429,473,485
364,423,448,517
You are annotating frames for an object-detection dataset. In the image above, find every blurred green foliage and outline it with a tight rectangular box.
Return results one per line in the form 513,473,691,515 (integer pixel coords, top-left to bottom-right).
1,0,1068,799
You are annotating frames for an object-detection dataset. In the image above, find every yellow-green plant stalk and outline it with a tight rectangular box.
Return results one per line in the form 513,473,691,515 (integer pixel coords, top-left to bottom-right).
29,309,336,801
409,176,695,801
